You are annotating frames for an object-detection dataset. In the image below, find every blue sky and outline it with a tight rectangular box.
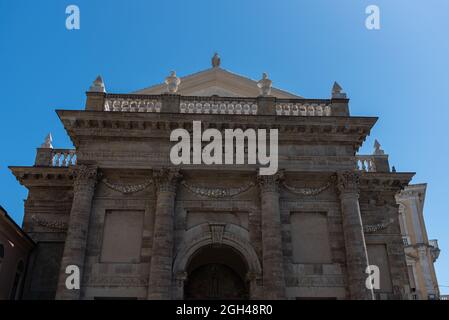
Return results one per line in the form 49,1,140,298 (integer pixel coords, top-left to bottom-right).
0,0,448,294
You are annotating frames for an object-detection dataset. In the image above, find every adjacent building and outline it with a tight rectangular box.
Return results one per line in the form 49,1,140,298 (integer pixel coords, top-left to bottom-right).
0,206,35,299
396,184,440,299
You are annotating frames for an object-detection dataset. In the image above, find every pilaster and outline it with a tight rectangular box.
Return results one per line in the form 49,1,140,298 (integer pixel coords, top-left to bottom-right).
147,168,182,299
257,171,286,299
337,171,374,300
55,165,98,300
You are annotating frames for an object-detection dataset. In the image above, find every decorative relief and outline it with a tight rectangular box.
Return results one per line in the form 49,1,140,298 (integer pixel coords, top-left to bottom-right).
337,171,360,195
102,178,153,194
70,165,99,189
282,180,332,196
209,223,225,244
363,218,395,233
182,181,254,198
154,168,182,193
31,215,68,231
256,171,284,193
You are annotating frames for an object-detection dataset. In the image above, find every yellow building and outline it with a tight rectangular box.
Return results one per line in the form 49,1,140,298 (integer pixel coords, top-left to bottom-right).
396,184,440,299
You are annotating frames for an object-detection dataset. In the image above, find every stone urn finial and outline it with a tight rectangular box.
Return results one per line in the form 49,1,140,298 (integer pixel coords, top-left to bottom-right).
331,81,346,99
373,139,385,155
88,75,106,93
257,72,272,96
40,133,53,149
212,53,221,68
165,71,181,94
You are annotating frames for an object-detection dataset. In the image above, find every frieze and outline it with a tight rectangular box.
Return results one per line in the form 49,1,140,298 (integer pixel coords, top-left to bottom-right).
102,178,153,194
286,275,345,287
363,218,394,233
31,215,68,231
181,180,254,198
282,180,332,196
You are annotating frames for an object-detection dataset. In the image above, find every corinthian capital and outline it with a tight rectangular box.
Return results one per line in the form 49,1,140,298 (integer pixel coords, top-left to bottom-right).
337,171,360,196
257,170,284,193
154,168,182,193
70,165,99,189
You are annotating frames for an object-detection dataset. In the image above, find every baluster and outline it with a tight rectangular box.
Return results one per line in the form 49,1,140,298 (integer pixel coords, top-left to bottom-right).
361,159,367,171
251,104,258,115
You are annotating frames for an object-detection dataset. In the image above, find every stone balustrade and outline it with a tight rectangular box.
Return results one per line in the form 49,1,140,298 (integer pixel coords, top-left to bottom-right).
180,98,258,115
402,236,410,246
104,95,162,113
51,149,77,167
98,93,342,116
275,102,331,116
355,155,377,172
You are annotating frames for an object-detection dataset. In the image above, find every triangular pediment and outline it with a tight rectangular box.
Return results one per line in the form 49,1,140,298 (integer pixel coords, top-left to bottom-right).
133,67,302,98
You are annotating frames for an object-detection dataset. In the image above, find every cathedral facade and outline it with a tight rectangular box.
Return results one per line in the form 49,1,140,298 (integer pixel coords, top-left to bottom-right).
10,56,415,300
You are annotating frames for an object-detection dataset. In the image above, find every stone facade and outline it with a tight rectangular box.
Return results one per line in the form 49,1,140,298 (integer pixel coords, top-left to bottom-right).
10,58,420,299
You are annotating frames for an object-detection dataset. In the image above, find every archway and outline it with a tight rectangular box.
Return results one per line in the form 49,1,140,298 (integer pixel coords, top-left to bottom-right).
184,245,249,300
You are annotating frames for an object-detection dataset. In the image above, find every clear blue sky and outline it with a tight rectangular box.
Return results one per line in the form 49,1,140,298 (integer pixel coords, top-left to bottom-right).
1,0,448,294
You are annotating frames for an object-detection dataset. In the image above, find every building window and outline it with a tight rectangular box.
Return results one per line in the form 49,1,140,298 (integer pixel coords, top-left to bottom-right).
9,260,24,300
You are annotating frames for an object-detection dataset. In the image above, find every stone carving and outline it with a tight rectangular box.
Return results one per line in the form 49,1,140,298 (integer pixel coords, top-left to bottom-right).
332,81,346,99
257,73,272,96
209,223,225,244
282,180,331,196
175,271,188,287
165,71,181,94
89,75,106,93
257,171,284,193
373,139,385,155
31,215,68,231
102,178,153,194
40,133,53,148
153,168,182,193
70,165,99,189
337,171,360,195
211,53,221,68
364,218,394,233
181,180,254,198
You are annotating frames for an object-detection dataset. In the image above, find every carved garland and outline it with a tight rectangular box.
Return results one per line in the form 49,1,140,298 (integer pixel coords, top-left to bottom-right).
282,181,331,196
31,215,68,231
363,218,394,233
102,178,153,194
181,180,254,198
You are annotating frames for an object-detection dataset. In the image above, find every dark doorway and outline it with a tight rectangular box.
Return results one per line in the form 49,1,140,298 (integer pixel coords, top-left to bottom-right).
184,245,249,300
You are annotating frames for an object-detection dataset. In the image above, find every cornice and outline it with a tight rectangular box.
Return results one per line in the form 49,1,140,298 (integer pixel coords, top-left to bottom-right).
358,172,414,192
9,166,74,187
56,109,377,150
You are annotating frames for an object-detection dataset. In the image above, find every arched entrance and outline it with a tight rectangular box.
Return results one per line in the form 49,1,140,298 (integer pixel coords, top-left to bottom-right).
184,245,249,300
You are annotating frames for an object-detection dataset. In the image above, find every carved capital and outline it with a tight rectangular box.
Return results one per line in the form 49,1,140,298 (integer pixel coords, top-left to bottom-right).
175,271,188,287
257,170,284,193
154,168,182,193
70,165,99,190
337,171,360,197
